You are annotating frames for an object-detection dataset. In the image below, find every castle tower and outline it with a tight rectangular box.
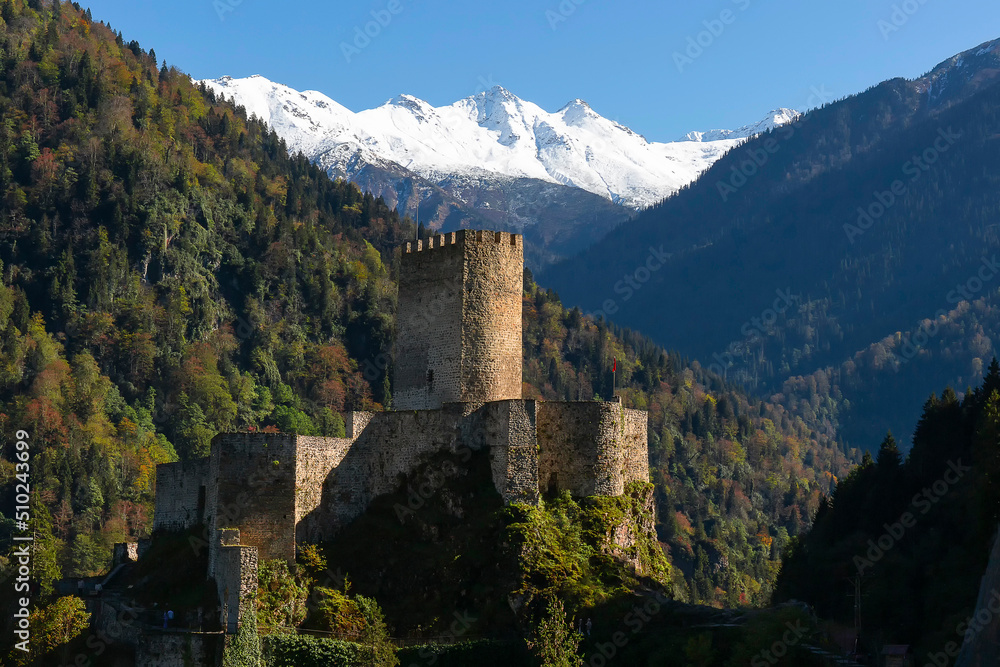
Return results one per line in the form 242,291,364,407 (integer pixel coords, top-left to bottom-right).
394,230,523,410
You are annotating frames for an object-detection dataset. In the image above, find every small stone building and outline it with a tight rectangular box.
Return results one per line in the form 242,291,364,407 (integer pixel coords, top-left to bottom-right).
152,229,650,631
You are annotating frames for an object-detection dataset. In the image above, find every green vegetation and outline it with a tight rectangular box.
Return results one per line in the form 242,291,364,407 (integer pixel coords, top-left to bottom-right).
775,360,1000,659
0,6,859,662
223,606,262,667
264,635,367,667
526,597,584,667
542,43,1000,453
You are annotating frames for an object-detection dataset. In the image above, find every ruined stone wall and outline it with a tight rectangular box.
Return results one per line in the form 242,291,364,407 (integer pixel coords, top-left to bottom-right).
459,230,523,405
213,530,258,634
153,458,210,532
395,233,465,410
536,401,649,497
211,433,298,562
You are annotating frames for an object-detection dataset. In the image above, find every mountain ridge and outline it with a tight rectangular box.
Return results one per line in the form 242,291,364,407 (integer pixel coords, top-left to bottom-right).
201,74,799,211
540,35,1000,450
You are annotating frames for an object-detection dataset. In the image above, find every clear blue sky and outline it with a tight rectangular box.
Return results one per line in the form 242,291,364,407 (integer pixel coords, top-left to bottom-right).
87,0,1000,140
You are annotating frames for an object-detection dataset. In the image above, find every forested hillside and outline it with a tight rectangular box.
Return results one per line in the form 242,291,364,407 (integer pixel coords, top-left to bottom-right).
542,38,1000,449
0,0,854,634
774,361,1000,660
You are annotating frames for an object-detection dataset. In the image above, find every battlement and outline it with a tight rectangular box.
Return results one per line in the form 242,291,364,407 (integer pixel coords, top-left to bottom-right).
403,229,521,254
396,228,523,410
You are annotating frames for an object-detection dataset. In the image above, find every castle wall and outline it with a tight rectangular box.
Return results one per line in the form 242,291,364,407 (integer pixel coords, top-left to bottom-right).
136,633,221,667
152,458,210,532
471,400,540,505
536,401,649,497
305,406,469,540
213,529,259,634
395,233,465,410
211,433,298,562
295,436,354,540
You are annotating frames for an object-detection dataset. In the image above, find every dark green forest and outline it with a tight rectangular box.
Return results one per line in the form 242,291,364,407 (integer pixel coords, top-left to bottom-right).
542,39,1000,451
0,3,859,654
775,360,1000,661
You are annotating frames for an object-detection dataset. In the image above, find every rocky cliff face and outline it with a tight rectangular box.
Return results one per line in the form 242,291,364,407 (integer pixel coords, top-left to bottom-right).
956,526,1000,667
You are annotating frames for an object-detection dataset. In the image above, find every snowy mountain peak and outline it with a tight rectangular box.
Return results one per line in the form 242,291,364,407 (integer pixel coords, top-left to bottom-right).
679,108,801,143
199,74,800,209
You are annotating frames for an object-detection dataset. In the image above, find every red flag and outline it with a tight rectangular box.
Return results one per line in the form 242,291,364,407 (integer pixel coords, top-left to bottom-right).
613,358,616,372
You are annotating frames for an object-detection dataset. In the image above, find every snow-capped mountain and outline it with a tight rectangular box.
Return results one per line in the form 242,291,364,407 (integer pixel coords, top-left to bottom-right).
201,75,798,210
199,74,799,267
678,109,801,143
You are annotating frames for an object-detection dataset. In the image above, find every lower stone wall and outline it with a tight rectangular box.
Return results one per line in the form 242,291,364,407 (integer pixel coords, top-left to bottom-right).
214,538,258,635
304,407,465,540
154,402,649,565
135,633,223,667
295,436,354,537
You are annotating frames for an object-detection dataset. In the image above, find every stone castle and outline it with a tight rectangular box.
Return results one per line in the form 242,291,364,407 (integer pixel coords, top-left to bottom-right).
152,229,649,632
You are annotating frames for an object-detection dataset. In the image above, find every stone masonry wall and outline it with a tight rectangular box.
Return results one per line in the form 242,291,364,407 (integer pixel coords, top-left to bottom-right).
136,633,222,667
345,411,374,438
395,234,465,410
460,230,523,405
211,433,298,562
295,436,353,543
213,531,258,634
153,458,210,531
395,230,523,410
536,400,649,497
303,406,465,540
471,400,540,505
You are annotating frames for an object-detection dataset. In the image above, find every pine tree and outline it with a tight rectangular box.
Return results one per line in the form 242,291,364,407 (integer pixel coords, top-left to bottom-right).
527,597,584,667
876,431,901,469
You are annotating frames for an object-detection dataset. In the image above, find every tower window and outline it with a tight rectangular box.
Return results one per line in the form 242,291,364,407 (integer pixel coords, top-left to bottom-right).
427,369,434,386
